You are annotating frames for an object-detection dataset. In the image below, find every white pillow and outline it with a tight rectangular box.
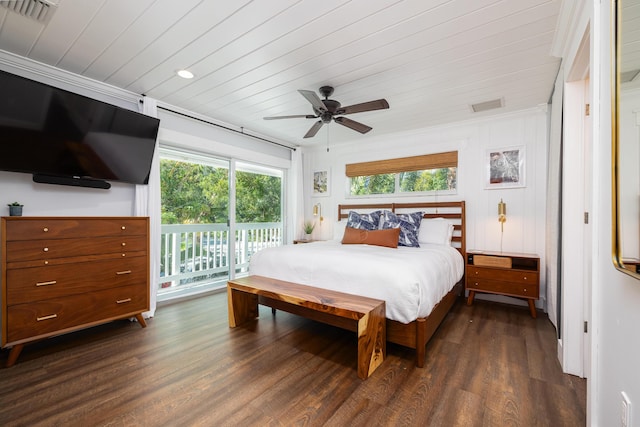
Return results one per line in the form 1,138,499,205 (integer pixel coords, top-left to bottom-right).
333,221,347,241
418,218,454,245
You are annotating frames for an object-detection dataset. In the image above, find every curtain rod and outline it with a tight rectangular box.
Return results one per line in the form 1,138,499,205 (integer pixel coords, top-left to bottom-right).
156,105,296,151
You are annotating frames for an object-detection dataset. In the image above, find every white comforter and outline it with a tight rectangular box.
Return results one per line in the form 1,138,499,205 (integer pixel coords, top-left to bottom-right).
248,240,464,324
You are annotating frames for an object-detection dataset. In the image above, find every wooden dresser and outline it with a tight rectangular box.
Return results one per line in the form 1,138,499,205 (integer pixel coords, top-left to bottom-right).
465,250,540,318
1,216,150,366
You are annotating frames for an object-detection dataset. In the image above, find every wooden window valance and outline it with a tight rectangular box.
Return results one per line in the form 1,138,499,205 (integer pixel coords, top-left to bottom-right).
345,151,458,177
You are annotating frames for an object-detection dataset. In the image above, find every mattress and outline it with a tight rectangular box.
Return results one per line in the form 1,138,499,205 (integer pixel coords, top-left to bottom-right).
248,240,464,324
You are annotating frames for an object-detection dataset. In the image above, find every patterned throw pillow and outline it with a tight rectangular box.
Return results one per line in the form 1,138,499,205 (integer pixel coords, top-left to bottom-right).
379,210,423,247
346,210,382,230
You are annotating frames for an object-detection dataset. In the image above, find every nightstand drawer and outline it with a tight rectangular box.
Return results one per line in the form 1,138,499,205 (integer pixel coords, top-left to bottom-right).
466,250,540,318
466,278,539,298
466,266,538,284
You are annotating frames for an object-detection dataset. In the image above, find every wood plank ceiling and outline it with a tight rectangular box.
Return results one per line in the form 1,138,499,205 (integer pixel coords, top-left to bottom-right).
0,0,562,147
621,0,640,86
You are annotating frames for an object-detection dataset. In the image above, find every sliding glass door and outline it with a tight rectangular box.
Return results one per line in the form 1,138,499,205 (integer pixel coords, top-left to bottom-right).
157,149,283,301
233,161,283,276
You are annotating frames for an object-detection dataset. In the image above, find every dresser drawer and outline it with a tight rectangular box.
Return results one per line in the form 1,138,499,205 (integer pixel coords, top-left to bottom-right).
466,266,538,284
6,256,148,305
6,284,148,344
5,235,147,262
466,277,539,299
4,217,148,241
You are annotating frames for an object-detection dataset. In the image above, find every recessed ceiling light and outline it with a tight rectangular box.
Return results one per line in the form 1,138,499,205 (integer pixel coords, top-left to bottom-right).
177,69,194,79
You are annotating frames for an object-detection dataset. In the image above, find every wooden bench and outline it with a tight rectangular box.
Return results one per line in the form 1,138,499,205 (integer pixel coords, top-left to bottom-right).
227,275,386,379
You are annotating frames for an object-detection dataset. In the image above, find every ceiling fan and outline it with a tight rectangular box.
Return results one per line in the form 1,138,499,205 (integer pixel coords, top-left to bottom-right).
264,86,389,138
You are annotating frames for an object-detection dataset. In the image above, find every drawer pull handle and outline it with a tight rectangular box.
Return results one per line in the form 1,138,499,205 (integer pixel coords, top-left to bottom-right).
43,227,49,232
36,280,57,287
43,247,49,252
116,270,132,275
121,242,126,246
117,298,132,304
121,226,126,230
523,276,528,280
37,314,57,321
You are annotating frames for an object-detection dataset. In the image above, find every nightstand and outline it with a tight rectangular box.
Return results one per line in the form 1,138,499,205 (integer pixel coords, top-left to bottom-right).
465,250,540,318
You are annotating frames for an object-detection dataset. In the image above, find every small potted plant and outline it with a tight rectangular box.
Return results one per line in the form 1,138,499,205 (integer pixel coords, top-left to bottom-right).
303,221,315,240
7,202,23,216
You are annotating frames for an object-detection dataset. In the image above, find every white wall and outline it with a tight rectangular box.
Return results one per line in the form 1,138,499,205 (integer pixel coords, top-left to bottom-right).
591,1,640,425
0,170,138,217
303,108,549,310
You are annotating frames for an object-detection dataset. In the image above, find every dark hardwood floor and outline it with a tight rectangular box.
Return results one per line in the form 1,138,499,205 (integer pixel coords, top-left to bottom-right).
0,293,586,426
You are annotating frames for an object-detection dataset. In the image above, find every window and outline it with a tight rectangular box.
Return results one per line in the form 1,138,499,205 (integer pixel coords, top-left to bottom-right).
347,151,457,196
350,174,395,195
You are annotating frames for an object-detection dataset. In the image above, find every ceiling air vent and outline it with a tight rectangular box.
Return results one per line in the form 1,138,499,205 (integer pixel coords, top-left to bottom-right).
0,0,58,23
470,98,504,113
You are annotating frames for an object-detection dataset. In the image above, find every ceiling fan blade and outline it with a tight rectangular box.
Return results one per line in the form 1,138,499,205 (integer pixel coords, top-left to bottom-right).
264,114,316,120
334,116,372,134
298,90,327,113
304,120,324,138
337,99,389,115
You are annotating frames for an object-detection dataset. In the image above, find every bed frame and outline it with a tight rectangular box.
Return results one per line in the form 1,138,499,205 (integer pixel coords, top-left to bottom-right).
337,201,466,367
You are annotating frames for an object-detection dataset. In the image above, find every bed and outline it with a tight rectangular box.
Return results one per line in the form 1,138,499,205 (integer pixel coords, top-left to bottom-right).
248,201,466,367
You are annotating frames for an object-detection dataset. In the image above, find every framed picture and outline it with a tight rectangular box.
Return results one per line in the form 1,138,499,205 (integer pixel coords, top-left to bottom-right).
486,146,525,189
313,169,330,196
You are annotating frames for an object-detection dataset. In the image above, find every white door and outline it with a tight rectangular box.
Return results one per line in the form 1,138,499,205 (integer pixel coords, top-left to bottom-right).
582,76,592,379
559,32,591,378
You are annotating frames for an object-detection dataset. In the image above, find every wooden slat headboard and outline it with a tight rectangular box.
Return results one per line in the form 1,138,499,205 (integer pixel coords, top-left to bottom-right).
337,201,466,257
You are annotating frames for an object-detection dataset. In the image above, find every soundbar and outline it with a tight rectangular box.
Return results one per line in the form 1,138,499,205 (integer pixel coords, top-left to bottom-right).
33,174,111,189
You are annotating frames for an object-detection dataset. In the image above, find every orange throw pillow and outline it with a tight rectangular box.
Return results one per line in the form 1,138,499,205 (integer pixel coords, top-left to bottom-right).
341,227,400,248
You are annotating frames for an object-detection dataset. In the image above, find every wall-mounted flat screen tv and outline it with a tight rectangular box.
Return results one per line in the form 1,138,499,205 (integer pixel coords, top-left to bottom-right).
0,69,160,187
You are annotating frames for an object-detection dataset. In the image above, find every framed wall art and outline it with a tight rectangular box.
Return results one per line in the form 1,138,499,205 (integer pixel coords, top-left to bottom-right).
313,169,330,196
486,146,525,189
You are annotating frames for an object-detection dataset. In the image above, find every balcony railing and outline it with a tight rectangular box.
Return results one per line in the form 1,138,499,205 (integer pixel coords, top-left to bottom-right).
159,222,282,297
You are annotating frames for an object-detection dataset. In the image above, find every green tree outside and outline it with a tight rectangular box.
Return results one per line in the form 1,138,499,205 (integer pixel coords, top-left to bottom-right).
350,168,456,196
350,173,395,195
160,159,282,224
401,168,456,192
